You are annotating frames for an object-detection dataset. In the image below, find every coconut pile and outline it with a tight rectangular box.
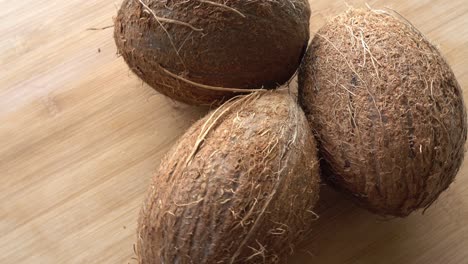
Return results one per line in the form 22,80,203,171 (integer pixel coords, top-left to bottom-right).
114,1,467,263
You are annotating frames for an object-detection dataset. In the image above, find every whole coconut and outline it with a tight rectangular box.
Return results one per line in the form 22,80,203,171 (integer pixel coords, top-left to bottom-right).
299,8,467,217
137,91,320,263
115,0,311,106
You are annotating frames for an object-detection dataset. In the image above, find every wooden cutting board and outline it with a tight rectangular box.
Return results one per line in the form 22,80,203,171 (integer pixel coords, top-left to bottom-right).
1,0,467,263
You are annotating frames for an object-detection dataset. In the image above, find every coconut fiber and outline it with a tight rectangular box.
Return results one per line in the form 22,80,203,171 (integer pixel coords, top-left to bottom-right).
299,8,467,217
137,91,320,263
115,0,311,106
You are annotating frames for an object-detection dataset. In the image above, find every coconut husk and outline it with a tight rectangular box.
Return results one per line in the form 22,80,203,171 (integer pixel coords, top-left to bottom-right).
298,8,467,217
137,90,320,263
114,0,311,106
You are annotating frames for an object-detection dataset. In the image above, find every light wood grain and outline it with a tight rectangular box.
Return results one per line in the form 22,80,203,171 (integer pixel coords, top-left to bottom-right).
0,1,467,263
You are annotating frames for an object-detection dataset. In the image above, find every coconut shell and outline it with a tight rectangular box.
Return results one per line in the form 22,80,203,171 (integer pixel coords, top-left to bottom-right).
298,8,467,217
114,0,310,106
137,91,320,263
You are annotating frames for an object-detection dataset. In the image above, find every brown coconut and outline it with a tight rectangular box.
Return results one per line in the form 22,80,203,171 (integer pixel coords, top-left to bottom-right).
298,8,467,217
114,0,311,106
137,91,320,263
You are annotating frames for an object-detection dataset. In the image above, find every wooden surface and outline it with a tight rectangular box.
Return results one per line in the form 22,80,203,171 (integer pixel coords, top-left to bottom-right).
1,0,467,263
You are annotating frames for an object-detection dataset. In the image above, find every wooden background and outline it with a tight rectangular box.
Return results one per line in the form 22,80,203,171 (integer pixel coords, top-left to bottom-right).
1,0,467,263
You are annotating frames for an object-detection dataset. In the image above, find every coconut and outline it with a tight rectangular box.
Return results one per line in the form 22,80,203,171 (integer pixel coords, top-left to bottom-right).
114,0,311,106
137,91,320,263
298,8,467,217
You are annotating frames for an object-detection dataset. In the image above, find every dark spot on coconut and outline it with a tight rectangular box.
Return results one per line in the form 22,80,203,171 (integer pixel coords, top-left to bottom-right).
344,160,351,169
133,66,144,77
351,74,358,86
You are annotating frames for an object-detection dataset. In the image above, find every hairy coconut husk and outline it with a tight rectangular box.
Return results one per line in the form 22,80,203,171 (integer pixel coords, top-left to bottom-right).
115,0,311,106
298,8,467,217
137,91,320,263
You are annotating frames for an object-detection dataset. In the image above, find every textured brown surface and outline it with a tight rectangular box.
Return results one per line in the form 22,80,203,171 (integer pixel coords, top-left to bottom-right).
299,8,467,217
137,91,320,263
2,1,468,264
114,0,310,106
